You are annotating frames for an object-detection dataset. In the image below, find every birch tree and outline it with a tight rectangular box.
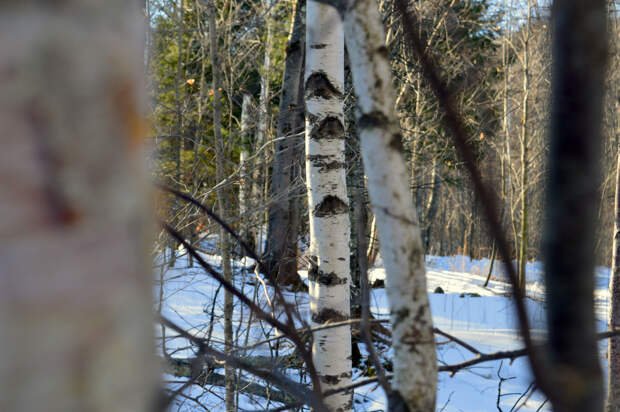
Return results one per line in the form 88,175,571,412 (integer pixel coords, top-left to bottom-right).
251,0,275,247
239,93,255,249
0,1,157,411
341,0,438,410
609,148,620,412
304,0,352,409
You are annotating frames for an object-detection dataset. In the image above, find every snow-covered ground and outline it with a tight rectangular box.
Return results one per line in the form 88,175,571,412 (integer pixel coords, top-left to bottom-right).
157,242,611,411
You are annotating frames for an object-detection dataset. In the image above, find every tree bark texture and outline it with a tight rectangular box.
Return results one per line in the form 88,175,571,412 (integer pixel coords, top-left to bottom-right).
0,2,157,411
266,0,306,286
305,1,352,409
251,0,275,241
608,150,620,412
341,0,438,410
544,0,607,411
518,0,530,292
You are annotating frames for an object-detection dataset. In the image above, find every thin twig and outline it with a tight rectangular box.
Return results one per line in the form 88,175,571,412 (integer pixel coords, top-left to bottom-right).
160,315,327,412
161,222,323,397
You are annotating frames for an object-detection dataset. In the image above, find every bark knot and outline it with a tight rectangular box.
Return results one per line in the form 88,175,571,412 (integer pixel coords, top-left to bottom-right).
309,269,347,286
305,72,343,99
320,371,352,385
313,195,348,217
310,116,345,140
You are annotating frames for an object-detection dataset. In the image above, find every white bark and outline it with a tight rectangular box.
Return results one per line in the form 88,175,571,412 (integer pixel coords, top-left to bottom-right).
305,2,352,410
239,93,252,231
0,2,157,411
251,0,275,228
608,145,620,412
342,0,438,410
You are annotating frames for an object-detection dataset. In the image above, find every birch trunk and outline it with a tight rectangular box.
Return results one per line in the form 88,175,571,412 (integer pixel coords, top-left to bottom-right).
239,94,255,251
518,0,531,293
206,1,235,410
266,0,305,286
608,145,620,412
305,1,352,409
251,0,275,246
341,0,438,409
0,2,157,411
423,159,441,253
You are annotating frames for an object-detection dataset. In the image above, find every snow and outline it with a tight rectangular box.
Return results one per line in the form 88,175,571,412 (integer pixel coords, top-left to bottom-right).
157,245,612,411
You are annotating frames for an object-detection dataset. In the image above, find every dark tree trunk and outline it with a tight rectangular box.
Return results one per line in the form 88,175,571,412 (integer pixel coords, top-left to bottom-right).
543,1,608,411
265,0,306,287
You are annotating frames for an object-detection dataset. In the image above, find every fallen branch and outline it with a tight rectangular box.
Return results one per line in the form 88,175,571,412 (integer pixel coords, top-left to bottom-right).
164,358,298,404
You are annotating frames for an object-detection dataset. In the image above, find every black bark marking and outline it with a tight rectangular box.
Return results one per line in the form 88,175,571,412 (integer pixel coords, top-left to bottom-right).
307,154,346,173
310,116,345,140
312,308,348,324
320,371,352,385
309,268,347,286
390,133,405,152
321,374,341,385
305,71,343,99
310,43,327,49
314,195,348,217
392,307,410,328
308,263,319,282
414,305,427,325
358,111,389,129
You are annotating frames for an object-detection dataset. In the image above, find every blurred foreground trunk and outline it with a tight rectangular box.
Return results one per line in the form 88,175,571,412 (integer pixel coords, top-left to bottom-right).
0,2,157,411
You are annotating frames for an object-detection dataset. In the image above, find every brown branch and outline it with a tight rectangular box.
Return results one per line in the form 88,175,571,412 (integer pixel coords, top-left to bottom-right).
160,315,328,412
392,0,548,394
161,222,323,399
164,357,298,404
323,329,620,396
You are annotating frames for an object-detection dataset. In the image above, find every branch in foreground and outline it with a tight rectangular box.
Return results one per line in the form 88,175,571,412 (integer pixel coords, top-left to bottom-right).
323,329,620,397
162,223,296,340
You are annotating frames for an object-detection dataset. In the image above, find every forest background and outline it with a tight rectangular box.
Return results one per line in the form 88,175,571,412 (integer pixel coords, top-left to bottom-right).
2,0,619,411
